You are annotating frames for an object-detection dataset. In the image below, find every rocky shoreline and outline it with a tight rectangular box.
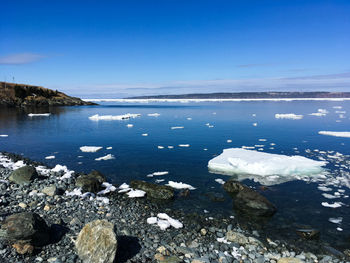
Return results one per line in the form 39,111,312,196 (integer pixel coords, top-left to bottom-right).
0,152,349,263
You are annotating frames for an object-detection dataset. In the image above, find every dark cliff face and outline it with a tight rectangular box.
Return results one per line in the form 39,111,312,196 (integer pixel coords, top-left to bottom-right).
0,82,95,107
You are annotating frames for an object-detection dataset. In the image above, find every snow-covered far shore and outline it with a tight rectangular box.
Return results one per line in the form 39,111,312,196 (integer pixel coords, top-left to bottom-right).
83,98,350,103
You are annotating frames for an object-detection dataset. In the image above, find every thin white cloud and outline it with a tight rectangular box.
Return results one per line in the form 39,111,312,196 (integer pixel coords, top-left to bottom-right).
0,53,46,65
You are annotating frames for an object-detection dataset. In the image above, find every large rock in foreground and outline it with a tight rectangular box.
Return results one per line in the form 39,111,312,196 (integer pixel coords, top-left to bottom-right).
223,180,276,216
75,220,117,263
9,165,38,185
130,180,174,200
0,212,50,247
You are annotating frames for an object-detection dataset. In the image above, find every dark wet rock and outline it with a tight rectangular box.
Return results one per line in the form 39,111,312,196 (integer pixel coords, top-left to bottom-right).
205,192,225,202
75,219,117,263
130,180,174,200
0,212,50,247
223,180,276,216
296,228,320,240
75,170,106,193
9,165,38,185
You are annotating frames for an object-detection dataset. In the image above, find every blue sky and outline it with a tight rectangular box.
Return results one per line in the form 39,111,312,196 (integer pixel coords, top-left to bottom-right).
1,0,349,98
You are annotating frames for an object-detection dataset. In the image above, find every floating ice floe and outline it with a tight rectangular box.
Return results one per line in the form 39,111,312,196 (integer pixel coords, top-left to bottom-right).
80,146,103,152
155,179,165,183
318,186,332,192
227,140,232,143
215,178,225,184
166,181,196,190
147,171,169,177
28,113,51,117
45,156,55,160
318,131,350,138
208,148,326,185
95,154,115,161
275,113,303,120
106,146,113,150
171,126,184,130
126,189,146,198
147,113,160,117
142,133,148,136
0,135,8,137
329,217,342,224
179,144,190,147
126,124,133,128
146,213,183,230
321,202,343,208
333,106,342,109
89,113,141,121
253,123,257,126
158,146,164,149
309,109,328,116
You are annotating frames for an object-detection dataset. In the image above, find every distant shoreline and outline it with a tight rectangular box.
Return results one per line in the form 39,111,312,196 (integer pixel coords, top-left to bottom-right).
84,97,350,102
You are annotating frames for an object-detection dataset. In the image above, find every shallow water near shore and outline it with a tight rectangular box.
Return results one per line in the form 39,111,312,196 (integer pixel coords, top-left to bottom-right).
1,101,350,248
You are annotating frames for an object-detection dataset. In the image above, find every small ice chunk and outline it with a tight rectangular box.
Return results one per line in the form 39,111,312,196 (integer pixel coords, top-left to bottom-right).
318,186,332,192
89,113,140,121
147,217,158,224
96,196,109,204
106,146,113,150
157,213,183,229
318,131,350,138
95,154,115,161
329,217,342,224
0,135,8,137
45,155,55,160
253,123,257,126
80,146,103,152
227,140,232,143
119,183,130,189
158,146,164,149
28,113,51,117
321,202,342,208
142,133,148,136
148,113,160,117
157,220,171,230
127,189,146,198
187,117,192,120
215,178,225,184
337,227,343,231
179,144,190,147
275,113,303,120
322,193,338,199
155,179,165,183
126,124,133,128
168,146,174,149
66,188,83,196
98,182,116,195
166,181,196,190
171,126,184,130
147,171,169,177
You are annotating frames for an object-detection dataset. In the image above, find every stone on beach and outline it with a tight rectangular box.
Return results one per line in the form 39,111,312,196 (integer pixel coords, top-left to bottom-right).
9,165,38,185
75,170,106,193
130,180,174,200
75,219,117,263
223,180,276,216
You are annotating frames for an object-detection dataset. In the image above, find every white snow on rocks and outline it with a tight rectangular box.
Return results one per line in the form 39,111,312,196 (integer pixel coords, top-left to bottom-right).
208,148,326,185
97,182,116,195
126,189,146,198
146,213,183,230
28,113,51,117
318,131,350,138
52,164,74,180
275,113,303,120
89,113,140,121
166,181,196,190
95,154,115,161
80,146,103,152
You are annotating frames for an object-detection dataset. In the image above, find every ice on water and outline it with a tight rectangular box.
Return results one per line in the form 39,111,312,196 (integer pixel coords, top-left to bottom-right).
208,148,326,185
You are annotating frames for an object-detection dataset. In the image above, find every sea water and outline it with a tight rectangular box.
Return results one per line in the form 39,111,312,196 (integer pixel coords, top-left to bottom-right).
0,100,349,245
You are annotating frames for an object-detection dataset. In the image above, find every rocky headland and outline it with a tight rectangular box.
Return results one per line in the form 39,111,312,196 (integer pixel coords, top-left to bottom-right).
0,152,349,263
0,82,95,107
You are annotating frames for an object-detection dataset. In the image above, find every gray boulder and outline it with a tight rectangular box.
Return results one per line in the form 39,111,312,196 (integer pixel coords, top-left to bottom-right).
75,170,106,193
0,212,50,246
223,180,276,216
130,180,174,200
9,166,38,185
75,219,117,263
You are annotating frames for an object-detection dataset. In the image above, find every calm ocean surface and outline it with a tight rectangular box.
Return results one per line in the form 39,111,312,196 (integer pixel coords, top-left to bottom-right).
1,101,349,245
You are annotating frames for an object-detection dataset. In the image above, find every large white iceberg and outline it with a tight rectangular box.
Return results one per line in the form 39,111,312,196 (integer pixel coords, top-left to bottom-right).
208,148,326,185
